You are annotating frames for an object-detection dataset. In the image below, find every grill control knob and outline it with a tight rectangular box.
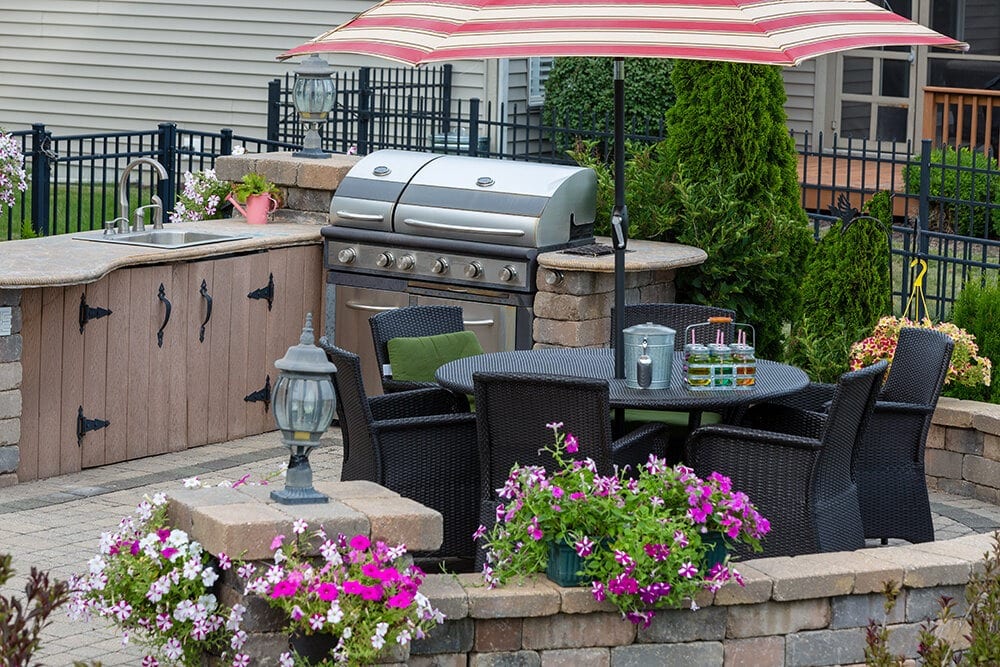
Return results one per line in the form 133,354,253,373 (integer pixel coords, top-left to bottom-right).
499,265,518,282
398,254,415,270
464,261,483,278
337,248,357,264
432,257,450,274
376,252,395,268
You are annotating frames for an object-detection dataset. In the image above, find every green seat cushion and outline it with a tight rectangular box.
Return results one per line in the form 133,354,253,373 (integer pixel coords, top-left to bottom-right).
387,330,484,383
622,409,723,427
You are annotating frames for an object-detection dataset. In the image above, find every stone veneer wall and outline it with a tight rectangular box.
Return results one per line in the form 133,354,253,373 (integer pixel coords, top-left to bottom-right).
0,288,21,487
927,397,1000,502
173,477,996,667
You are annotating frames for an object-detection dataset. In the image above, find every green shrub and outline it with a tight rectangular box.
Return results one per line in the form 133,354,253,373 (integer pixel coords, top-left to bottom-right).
785,192,893,382
945,276,1000,403
543,57,675,153
902,145,1000,238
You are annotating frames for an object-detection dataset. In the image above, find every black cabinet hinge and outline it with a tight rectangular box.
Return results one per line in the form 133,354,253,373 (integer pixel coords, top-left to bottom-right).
247,273,275,311
76,406,110,446
79,293,112,334
244,375,271,413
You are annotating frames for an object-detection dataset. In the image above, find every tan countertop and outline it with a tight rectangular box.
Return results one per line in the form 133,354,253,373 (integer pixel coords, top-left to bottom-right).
537,236,707,272
0,219,324,289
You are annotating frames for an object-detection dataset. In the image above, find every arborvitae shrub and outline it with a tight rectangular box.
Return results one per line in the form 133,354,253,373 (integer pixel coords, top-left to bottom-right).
946,277,1000,403
785,192,893,382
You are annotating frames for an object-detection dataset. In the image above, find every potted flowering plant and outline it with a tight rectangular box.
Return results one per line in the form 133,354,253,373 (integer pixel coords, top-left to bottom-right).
481,424,770,627
849,315,991,388
170,168,232,223
245,522,444,666
0,129,28,217
68,492,248,666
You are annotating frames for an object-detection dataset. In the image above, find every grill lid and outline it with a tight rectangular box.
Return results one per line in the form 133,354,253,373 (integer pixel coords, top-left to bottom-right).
330,149,596,248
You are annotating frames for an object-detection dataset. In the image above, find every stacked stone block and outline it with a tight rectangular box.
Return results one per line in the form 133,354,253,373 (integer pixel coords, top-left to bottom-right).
927,397,1000,504
0,288,21,487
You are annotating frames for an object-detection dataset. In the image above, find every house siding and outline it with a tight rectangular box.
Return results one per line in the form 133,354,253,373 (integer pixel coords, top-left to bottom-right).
0,2,487,139
782,60,818,141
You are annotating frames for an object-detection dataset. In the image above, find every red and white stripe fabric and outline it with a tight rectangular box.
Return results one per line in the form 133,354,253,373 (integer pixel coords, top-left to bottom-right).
279,0,966,66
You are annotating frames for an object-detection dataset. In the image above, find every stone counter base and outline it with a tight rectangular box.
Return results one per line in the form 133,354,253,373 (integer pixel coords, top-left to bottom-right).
928,397,1000,504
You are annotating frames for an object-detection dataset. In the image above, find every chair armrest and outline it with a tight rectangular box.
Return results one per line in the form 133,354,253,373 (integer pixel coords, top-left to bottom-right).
383,378,440,394
873,400,935,417
686,423,822,459
369,387,469,421
611,422,670,471
740,404,827,440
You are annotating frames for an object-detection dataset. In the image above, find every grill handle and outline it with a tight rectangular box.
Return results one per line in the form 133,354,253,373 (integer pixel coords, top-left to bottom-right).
464,318,495,327
401,218,525,237
335,211,385,223
345,301,400,313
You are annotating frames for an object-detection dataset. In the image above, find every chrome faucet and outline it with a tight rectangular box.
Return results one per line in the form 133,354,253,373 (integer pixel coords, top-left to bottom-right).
116,157,168,234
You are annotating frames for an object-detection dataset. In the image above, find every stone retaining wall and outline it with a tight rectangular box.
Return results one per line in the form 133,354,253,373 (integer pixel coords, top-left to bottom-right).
0,288,21,487
927,397,1000,504
172,472,996,667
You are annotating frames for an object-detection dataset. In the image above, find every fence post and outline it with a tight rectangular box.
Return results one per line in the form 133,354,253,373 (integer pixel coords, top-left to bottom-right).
442,64,453,135
468,99,481,157
267,78,281,144
157,123,178,214
221,128,234,157
30,123,51,236
915,138,932,321
357,67,372,155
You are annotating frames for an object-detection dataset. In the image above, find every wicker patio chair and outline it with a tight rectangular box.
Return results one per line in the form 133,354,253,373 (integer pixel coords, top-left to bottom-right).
472,371,669,566
320,338,479,567
369,305,466,393
685,360,887,559
612,303,736,350
751,327,954,544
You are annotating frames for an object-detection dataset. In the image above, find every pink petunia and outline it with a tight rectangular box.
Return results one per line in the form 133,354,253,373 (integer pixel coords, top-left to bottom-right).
270,580,300,598
565,433,579,453
350,534,371,551
386,591,413,608
361,584,384,601
316,582,338,601
270,534,285,551
342,580,364,595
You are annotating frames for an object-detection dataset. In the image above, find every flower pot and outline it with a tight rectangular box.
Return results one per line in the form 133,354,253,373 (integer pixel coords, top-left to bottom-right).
226,192,279,225
546,539,591,587
289,631,340,664
703,531,729,570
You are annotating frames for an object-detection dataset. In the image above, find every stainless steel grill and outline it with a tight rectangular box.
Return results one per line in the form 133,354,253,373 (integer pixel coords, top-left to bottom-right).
323,149,598,392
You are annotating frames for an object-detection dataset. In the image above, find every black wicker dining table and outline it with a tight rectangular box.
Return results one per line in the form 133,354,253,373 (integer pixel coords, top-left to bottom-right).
435,348,810,430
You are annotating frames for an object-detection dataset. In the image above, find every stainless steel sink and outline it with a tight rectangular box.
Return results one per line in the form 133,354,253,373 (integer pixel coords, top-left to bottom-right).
76,229,252,249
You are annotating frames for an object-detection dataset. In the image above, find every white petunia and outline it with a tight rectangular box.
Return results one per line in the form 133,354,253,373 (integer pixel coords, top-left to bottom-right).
182,476,201,488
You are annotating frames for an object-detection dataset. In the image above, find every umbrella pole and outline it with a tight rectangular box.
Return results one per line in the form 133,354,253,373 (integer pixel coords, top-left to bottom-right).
612,57,627,435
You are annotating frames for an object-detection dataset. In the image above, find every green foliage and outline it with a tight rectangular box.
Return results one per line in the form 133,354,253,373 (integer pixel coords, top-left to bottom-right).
18,219,37,239
663,61,806,226
543,57,675,153
568,140,673,240
902,146,1000,238
0,553,72,665
232,172,281,204
785,192,893,382
863,581,904,666
667,169,811,359
945,276,1000,403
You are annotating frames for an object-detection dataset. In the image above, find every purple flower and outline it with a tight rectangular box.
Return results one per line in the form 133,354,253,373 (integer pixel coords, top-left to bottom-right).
270,534,285,551
343,580,364,595
270,580,299,598
678,561,698,579
574,536,595,557
349,534,371,551
608,574,638,595
527,517,544,541
361,584,384,601
565,433,579,453
643,543,670,561
569,492,586,501
472,524,488,541
591,581,606,601
387,591,413,608
316,582,338,601
625,610,654,628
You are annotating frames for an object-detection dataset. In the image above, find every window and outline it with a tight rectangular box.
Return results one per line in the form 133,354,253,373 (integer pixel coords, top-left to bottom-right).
528,57,553,107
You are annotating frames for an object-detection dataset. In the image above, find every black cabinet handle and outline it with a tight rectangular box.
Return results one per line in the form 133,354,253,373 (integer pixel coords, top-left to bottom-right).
156,283,172,348
199,279,213,343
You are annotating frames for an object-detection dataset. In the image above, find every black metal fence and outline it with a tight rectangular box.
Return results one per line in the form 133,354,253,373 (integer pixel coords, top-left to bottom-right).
2,122,295,240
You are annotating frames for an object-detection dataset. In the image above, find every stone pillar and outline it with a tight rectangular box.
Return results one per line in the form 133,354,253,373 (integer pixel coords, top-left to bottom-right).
166,480,442,666
0,288,22,487
533,238,707,349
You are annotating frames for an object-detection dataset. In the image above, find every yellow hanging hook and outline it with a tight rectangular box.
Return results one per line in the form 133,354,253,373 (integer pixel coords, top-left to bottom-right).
902,258,929,322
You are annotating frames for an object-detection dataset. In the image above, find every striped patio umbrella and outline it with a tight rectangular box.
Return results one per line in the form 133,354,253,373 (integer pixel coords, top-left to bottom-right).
279,0,967,379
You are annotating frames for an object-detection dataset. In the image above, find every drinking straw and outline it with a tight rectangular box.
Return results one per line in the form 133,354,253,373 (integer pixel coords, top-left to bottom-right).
691,328,695,345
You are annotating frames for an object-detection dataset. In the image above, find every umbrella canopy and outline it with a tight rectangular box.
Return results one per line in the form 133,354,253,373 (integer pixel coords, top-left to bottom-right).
280,0,966,383
279,0,966,67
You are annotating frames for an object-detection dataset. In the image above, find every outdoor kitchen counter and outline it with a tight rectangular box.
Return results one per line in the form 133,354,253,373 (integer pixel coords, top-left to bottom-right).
537,236,707,272
0,217,324,289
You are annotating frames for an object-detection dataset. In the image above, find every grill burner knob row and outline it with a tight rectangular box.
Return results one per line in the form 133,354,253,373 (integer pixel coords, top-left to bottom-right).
432,257,450,274
464,261,483,279
376,252,395,268
499,265,518,282
337,248,357,264
398,254,415,270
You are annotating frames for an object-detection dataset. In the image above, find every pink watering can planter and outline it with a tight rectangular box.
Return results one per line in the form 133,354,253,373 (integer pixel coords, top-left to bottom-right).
226,193,279,225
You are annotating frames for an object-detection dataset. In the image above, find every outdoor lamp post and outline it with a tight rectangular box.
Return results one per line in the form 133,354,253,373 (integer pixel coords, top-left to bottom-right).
270,313,337,504
292,54,336,159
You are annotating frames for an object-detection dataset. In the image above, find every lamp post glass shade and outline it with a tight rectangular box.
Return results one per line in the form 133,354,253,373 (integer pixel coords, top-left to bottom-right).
292,54,336,158
270,313,337,505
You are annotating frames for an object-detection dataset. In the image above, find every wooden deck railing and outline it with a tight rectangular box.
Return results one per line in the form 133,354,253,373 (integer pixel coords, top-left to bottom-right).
923,85,1000,155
